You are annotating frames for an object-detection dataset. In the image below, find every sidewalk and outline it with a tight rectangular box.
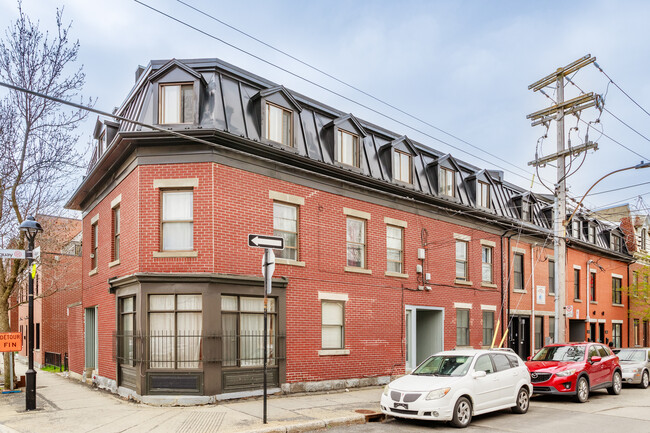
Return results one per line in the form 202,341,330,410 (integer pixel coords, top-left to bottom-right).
0,361,382,433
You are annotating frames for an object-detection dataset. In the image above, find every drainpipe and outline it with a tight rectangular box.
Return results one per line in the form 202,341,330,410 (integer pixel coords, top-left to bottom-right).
531,244,537,353
506,232,516,347
627,263,630,348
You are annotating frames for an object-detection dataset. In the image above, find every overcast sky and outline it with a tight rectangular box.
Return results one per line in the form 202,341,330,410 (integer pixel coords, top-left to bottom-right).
2,0,649,216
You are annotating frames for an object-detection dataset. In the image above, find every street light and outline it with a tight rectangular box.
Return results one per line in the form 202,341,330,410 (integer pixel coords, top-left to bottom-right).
19,216,42,411
565,161,650,227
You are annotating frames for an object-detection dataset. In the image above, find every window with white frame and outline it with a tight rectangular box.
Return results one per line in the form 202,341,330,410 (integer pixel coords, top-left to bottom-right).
91,221,98,270
514,253,524,291
456,240,468,281
346,217,366,268
457,309,470,346
641,228,647,250
521,200,531,222
482,311,494,346
481,246,493,283
161,190,193,251
321,300,344,349
267,102,292,146
160,83,194,124
439,167,455,197
393,150,411,183
612,276,622,304
386,225,403,273
572,220,580,238
148,294,202,369
548,259,555,295
113,206,120,262
337,129,360,167
574,268,581,300
477,181,490,208
612,322,622,348
273,202,298,260
588,225,596,243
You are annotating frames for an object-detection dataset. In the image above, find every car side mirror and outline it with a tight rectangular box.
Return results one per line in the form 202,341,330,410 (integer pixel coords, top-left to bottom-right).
590,356,602,363
527,356,532,361
472,370,487,378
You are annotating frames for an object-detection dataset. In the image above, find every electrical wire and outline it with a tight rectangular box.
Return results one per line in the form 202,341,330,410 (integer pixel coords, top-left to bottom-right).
594,62,650,119
132,0,550,188
589,180,650,196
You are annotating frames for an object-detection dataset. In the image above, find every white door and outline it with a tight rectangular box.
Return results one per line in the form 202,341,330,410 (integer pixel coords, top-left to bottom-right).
472,354,500,412
490,353,519,405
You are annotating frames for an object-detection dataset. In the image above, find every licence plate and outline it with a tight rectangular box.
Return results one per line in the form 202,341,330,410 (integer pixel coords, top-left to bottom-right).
394,403,409,410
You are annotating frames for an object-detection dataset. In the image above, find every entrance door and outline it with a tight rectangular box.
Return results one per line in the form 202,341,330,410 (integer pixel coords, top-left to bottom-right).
589,322,596,342
84,307,98,373
509,316,530,360
569,319,585,342
644,321,649,347
405,306,444,371
598,323,605,344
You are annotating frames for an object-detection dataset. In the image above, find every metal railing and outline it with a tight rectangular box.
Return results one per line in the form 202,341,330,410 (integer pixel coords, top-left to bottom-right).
114,332,286,369
44,351,66,371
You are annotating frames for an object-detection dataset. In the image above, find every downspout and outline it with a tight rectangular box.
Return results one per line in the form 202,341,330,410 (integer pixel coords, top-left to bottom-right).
531,244,536,353
506,233,515,347
627,263,630,348
587,260,592,340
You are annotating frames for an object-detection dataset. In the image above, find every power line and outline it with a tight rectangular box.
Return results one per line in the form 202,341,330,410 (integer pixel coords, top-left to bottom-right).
590,180,650,196
594,62,650,119
132,0,546,188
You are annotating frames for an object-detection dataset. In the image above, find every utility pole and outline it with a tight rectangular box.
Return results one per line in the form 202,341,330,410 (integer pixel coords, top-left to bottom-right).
527,55,602,344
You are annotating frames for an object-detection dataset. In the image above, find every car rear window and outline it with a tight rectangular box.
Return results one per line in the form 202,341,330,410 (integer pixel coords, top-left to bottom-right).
492,354,512,372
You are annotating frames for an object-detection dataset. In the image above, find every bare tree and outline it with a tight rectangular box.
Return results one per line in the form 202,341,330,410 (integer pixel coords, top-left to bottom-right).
0,1,91,388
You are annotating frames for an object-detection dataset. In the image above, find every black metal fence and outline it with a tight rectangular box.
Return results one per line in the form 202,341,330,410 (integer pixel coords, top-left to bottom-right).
44,351,67,371
114,332,286,369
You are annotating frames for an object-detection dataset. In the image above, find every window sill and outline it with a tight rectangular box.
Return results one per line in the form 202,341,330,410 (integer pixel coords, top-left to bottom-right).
265,139,299,153
513,289,527,294
153,251,198,258
88,268,98,277
454,279,473,286
612,303,625,307
344,266,372,275
385,271,409,279
573,299,582,302
590,301,598,305
481,282,497,288
318,349,350,356
108,259,121,268
275,258,305,267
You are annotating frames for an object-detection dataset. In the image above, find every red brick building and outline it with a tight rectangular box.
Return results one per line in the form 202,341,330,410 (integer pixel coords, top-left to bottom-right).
64,58,638,400
12,215,82,368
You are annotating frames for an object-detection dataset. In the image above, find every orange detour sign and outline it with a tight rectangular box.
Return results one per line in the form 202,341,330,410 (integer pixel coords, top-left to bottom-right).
0,332,22,352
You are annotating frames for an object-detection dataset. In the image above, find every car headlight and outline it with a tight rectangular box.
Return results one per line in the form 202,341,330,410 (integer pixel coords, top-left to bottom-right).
555,369,577,377
630,368,639,373
425,387,451,400
383,385,390,397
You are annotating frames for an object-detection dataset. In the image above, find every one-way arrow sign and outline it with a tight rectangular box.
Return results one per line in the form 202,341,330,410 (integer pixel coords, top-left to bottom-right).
248,234,284,250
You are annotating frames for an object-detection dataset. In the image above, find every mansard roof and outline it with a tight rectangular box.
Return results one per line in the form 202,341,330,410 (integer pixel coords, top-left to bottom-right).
67,57,634,261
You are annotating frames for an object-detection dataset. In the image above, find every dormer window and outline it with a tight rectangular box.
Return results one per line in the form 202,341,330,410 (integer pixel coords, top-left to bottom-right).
393,150,411,183
160,83,195,124
439,167,455,197
337,129,359,167
477,181,490,208
98,131,106,156
641,228,647,250
571,220,580,238
521,201,531,222
267,102,292,146
612,235,623,252
588,224,596,243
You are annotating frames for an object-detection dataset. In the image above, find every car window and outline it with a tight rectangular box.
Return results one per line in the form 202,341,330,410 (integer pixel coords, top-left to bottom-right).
507,355,520,368
588,346,599,360
474,355,494,374
491,354,512,372
413,355,473,377
532,345,586,362
617,349,645,362
597,345,609,357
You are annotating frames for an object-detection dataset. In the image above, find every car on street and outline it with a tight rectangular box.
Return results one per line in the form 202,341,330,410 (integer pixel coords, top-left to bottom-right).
380,349,532,428
526,342,622,402
615,347,650,388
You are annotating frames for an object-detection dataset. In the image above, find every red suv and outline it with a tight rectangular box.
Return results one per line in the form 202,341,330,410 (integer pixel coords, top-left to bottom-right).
526,342,621,402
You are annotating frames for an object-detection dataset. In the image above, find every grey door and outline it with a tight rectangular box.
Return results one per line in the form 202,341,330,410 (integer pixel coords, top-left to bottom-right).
85,307,98,370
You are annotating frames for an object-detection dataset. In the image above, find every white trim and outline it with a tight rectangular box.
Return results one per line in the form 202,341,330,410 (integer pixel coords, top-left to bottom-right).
110,194,122,209
275,258,305,267
611,273,623,279
344,266,372,274
480,239,496,247
90,213,99,225
108,260,120,268
455,279,473,286
454,302,472,310
385,271,409,279
480,304,497,311
453,233,471,241
153,251,198,258
598,319,606,323
318,349,350,356
573,265,582,270
612,319,624,324
343,207,370,220
88,268,98,277
269,191,304,206
512,247,526,254
590,269,597,274
318,292,349,302
384,217,407,228
153,178,199,189
481,282,498,288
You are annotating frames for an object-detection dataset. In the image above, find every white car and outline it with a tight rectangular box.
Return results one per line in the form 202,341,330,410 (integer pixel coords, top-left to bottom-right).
380,349,532,428
615,348,650,388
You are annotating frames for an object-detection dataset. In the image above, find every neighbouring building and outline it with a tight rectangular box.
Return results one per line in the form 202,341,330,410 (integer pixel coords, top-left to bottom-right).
11,215,82,368
64,58,639,401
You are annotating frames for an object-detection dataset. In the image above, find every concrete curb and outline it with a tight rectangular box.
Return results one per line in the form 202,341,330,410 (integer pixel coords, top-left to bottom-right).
243,414,366,433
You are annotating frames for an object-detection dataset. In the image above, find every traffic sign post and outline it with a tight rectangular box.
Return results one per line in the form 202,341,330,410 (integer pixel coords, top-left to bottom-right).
249,235,281,424
0,249,26,260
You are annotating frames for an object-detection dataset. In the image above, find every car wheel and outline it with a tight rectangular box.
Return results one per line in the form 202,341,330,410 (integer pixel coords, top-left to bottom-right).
511,387,529,414
450,396,472,428
607,371,622,395
640,370,649,389
574,376,589,403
